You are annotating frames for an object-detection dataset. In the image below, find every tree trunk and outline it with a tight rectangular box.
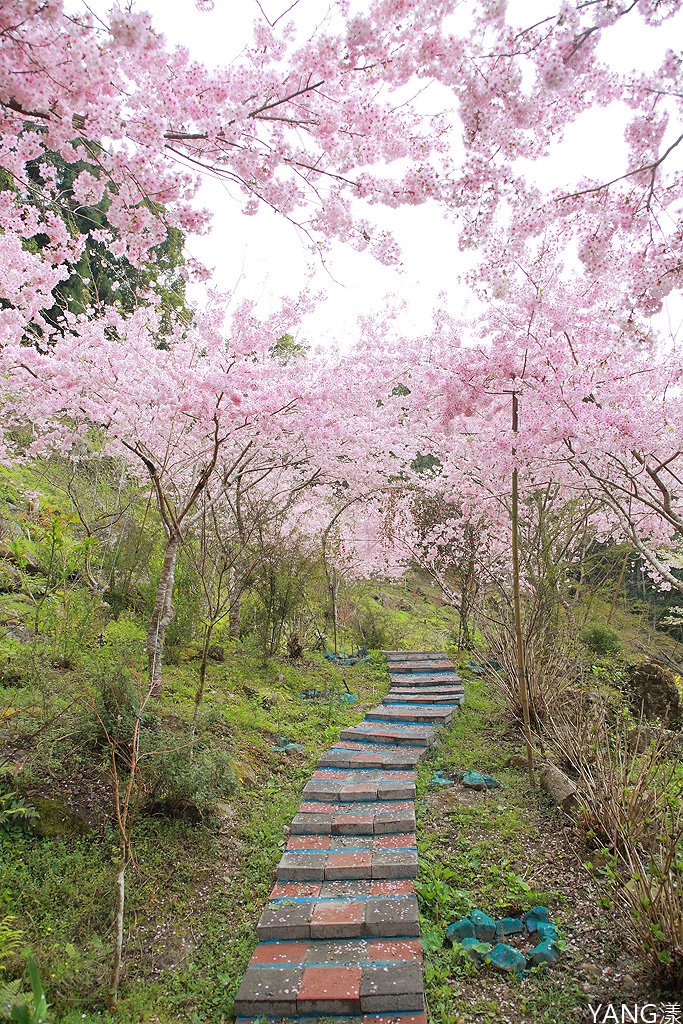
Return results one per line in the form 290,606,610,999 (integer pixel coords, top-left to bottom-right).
108,857,127,1009
147,534,179,696
540,763,579,810
192,622,213,733
228,566,242,639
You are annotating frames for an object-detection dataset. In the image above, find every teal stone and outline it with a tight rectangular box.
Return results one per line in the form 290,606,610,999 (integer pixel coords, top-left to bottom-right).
482,774,501,789
485,942,527,974
471,909,497,942
496,916,525,937
536,922,559,942
462,770,487,789
431,771,454,786
528,939,560,967
460,937,491,963
446,918,475,944
523,905,550,932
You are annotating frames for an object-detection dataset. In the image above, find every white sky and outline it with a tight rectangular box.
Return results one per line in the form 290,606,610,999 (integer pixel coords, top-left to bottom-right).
92,0,682,348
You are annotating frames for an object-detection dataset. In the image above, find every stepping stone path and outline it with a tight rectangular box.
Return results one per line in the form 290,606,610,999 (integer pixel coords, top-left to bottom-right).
234,650,464,1024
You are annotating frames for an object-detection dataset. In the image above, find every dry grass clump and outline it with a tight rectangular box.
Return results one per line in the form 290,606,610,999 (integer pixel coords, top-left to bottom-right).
546,699,683,993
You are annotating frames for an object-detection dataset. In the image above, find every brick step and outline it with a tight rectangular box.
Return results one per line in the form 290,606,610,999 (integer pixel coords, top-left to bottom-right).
277,847,418,882
234,957,424,1018
237,1014,427,1024
389,683,463,695
285,832,416,852
387,660,454,672
339,725,437,747
366,705,454,724
270,879,415,899
303,777,416,801
318,747,423,769
256,894,420,941
384,649,447,657
246,935,422,965
290,804,415,836
389,671,461,684
383,693,462,706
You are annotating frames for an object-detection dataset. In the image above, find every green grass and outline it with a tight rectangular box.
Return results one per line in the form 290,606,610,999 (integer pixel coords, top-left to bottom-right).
0,646,394,1021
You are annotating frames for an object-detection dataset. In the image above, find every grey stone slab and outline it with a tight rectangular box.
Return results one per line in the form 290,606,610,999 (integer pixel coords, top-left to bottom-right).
277,852,327,881
233,966,303,1018
373,812,415,834
360,963,424,1013
377,781,416,800
256,902,312,940
339,784,378,801
302,938,370,963
364,897,420,937
320,880,374,898
372,850,418,878
291,813,334,835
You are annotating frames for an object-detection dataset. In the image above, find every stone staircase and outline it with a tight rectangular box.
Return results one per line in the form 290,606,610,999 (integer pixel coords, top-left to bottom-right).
233,650,464,1023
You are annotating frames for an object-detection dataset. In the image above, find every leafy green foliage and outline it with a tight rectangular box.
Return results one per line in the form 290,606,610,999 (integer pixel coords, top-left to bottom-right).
0,793,38,831
20,148,190,339
579,622,622,657
141,731,237,818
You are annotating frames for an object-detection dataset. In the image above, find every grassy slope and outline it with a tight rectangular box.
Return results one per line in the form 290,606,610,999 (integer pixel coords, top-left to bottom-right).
416,668,671,1023
1,648,391,1022
2,572,675,1022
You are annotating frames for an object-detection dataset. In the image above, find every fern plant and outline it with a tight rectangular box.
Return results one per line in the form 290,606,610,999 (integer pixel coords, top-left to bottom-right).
0,961,48,1024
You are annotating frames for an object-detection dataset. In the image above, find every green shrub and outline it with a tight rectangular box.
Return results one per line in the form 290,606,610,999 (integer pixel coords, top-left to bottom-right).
80,658,154,747
102,614,146,660
351,598,400,651
141,730,237,818
579,622,622,657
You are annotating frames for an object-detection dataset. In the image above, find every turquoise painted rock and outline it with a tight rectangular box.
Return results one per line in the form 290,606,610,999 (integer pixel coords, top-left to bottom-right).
431,771,454,786
460,937,491,963
523,905,550,932
536,921,559,943
485,942,527,974
446,918,475,944
471,909,497,942
482,774,501,789
462,770,487,790
496,916,525,937
528,939,560,967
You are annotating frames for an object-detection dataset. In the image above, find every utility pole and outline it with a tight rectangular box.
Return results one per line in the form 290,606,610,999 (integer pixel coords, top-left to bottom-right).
510,390,535,783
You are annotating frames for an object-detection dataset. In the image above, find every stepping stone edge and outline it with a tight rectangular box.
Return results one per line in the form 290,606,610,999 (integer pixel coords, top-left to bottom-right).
233,650,463,1022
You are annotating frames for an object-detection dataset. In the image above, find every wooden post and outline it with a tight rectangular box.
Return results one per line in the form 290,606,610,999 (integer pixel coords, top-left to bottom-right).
511,391,535,783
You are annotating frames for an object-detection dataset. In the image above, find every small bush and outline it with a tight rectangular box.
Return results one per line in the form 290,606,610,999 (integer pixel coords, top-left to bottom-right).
102,614,146,660
81,658,155,748
141,730,237,818
579,622,622,657
351,598,400,651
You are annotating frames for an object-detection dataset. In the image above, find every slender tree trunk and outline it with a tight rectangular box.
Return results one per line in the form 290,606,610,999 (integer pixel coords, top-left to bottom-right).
228,566,242,639
511,392,535,783
147,534,179,696
192,621,213,733
108,856,127,1009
